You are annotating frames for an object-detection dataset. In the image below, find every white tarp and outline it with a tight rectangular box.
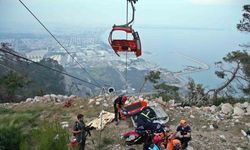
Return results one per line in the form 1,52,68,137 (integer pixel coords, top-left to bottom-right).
88,111,115,130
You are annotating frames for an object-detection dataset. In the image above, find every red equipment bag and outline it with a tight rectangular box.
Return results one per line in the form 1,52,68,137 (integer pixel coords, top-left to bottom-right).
119,100,148,119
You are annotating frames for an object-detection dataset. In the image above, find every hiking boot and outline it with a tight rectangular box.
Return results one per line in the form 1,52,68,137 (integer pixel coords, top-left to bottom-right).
115,121,119,125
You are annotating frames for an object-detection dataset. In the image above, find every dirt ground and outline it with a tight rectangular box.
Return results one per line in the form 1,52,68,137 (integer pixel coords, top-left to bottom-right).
3,97,250,150
86,104,250,150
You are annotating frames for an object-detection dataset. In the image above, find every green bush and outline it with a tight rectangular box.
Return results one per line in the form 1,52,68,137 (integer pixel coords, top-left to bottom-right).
21,122,69,150
154,83,180,102
0,126,22,150
102,137,114,145
95,137,115,149
213,96,250,106
0,108,15,114
0,112,39,129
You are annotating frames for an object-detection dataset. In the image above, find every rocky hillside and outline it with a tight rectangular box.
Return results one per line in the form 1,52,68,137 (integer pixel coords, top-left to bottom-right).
163,99,250,150
0,95,250,150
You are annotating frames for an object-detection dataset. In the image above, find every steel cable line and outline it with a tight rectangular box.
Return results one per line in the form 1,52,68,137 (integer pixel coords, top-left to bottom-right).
0,53,69,86
18,0,101,87
0,63,17,72
0,48,101,88
125,0,129,93
17,1,140,148
0,60,83,95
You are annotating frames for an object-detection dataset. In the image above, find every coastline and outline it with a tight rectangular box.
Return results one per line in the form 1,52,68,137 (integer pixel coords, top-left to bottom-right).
172,52,210,86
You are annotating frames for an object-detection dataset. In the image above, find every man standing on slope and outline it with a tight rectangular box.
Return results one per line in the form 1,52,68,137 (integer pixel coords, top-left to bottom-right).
176,119,192,149
71,114,87,150
113,95,127,125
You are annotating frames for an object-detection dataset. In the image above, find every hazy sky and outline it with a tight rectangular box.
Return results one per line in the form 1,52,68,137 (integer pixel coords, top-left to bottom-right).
0,0,249,32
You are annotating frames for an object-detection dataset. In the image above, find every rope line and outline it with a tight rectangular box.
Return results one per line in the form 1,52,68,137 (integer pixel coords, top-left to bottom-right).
98,87,109,150
0,63,17,72
18,0,101,87
125,0,129,93
0,48,101,88
0,53,80,90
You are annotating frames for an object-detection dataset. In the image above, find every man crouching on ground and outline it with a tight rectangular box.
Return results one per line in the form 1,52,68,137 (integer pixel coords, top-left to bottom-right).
176,119,192,149
113,95,127,125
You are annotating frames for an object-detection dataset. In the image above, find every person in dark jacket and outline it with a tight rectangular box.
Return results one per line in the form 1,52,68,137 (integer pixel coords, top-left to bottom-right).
71,114,87,150
176,119,192,149
113,95,127,125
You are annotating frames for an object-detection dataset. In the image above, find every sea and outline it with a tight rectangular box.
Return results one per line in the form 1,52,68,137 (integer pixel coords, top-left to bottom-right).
102,27,250,89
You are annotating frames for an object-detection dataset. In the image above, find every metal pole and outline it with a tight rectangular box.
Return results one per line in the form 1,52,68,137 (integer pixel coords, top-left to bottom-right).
98,87,106,150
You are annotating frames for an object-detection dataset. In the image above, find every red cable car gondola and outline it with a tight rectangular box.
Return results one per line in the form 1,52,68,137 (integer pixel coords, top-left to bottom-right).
108,26,141,57
108,0,141,57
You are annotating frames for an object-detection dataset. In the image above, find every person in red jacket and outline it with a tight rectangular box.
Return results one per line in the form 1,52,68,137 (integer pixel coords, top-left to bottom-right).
113,95,127,125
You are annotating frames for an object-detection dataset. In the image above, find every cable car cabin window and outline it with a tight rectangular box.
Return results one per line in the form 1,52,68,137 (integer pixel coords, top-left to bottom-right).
112,31,134,40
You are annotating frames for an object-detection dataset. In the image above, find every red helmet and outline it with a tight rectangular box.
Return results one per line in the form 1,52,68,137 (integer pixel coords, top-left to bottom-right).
122,96,127,102
153,134,162,144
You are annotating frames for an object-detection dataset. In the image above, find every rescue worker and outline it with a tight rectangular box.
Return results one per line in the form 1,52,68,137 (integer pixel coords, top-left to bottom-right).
175,119,192,149
113,95,127,125
71,114,87,150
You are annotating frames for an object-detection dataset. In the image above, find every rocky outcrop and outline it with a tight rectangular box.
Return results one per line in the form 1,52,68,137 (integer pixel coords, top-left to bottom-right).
241,102,249,109
165,100,250,125
25,94,78,103
246,105,250,115
233,106,245,116
209,105,217,114
221,103,233,115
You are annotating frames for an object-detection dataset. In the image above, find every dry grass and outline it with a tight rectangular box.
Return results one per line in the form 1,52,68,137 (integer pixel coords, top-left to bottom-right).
2,98,250,150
